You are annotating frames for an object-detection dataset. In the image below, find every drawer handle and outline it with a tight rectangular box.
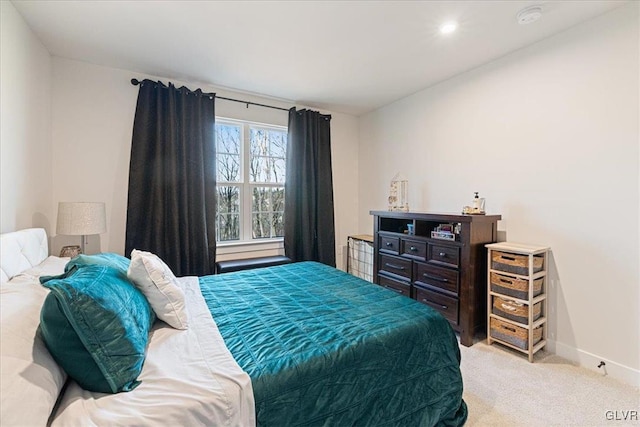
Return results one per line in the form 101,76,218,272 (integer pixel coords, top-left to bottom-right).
423,273,448,282
501,325,517,333
500,255,517,261
410,246,418,252
422,299,447,310
386,242,393,247
384,285,403,294
439,252,447,257
501,302,520,311
385,263,405,271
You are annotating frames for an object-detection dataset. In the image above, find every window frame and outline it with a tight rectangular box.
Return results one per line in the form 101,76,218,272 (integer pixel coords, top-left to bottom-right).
215,117,287,247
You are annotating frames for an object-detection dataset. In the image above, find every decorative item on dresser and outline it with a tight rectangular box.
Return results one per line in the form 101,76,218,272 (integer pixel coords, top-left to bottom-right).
486,242,549,362
387,173,409,212
370,211,502,347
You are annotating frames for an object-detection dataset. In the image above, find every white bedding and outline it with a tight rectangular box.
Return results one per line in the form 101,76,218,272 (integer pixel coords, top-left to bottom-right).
1,227,254,426
51,276,256,427
0,257,69,427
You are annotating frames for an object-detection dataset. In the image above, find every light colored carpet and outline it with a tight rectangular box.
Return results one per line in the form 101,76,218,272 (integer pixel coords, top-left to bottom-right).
460,341,640,426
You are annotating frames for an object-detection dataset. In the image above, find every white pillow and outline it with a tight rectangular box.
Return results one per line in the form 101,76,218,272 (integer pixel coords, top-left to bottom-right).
127,250,189,330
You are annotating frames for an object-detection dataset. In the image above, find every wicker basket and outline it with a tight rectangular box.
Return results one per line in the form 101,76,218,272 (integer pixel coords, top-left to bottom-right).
490,272,543,300
490,318,542,350
491,251,544,275
492,296,541,325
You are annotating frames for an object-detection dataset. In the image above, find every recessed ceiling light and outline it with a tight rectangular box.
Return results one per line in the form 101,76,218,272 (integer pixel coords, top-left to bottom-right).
439,21,458,35
517,6,543,25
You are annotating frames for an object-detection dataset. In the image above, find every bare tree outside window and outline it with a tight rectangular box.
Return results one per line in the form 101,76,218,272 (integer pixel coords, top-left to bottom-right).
215,123,241,241
215,120,286,242
250,128,286,239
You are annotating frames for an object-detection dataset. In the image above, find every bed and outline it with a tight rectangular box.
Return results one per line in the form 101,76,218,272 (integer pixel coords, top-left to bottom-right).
0,228,467,426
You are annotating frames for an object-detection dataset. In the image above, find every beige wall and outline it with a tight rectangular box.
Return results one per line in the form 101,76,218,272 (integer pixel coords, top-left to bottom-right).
0,1,52,234
358,3,639,384
50,58,359,269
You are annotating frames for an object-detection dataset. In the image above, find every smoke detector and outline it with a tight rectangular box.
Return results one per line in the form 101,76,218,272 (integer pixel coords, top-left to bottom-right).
517,6,543,25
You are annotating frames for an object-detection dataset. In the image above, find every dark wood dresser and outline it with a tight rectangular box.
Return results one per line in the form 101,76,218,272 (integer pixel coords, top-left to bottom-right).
370,211,501,346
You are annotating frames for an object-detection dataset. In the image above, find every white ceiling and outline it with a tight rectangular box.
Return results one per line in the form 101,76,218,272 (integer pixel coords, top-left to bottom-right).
12,0,626,116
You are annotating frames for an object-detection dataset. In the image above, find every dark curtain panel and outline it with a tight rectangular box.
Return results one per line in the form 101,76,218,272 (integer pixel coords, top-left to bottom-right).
125,79,216,276
284,108,336,267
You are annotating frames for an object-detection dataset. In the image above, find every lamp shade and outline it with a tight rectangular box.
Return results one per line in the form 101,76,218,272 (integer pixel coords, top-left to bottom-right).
57,202,107,236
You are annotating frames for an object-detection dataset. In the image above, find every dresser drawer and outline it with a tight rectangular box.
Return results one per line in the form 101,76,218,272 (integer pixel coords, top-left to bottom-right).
415,287,459,325
414,262,459,296
378,274,411,297
401,239,427,260
379,235,400,255
428,243,460,268
379,254,412,280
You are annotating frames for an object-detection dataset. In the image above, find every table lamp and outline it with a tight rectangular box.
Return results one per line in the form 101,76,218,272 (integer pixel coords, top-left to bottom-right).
57,202,107,257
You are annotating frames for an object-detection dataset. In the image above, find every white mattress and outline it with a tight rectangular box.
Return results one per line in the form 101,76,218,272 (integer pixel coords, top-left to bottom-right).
51,276,256,427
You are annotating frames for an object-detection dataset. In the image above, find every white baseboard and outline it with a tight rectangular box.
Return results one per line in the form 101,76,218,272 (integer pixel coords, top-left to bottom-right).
546,339,639,388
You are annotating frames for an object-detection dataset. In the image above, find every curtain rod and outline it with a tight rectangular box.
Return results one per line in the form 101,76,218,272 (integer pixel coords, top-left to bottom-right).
215,95,290,112
130,78,290,112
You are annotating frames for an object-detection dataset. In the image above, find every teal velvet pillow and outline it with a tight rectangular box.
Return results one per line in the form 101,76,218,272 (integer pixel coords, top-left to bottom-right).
64,252,131,274
40,265,155,393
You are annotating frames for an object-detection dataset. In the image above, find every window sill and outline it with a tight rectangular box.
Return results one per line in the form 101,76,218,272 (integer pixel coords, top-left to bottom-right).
216,238,284,256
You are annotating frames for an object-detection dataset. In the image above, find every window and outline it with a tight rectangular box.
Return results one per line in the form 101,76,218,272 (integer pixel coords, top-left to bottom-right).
215,118,287,243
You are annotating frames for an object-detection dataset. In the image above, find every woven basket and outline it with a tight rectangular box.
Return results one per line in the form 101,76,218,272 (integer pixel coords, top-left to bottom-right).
492,296,541,325
491,251,544,275
490,317,542,350
490,272,543,300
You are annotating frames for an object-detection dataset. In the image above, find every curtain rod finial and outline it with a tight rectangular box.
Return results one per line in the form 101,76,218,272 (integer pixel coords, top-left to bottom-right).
131,78,140,86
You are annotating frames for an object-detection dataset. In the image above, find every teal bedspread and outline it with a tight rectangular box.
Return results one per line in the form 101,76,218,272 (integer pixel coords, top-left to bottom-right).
199,261,467,426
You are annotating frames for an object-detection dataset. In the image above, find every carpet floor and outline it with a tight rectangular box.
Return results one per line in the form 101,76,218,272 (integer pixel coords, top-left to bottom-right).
460,341,639,426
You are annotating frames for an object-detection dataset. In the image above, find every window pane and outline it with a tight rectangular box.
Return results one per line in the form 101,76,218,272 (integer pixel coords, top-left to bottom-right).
272,187,284,212
252,213,271,239
218,214,240,241
250,129,269,156
270,131,287,158
273,158,285,184
216,185,240,241
215,123,241,182
249,155,268,183
252,186,270,212
216,153,241,182
272,212,284,237
251,186,284,239
250,128,287,184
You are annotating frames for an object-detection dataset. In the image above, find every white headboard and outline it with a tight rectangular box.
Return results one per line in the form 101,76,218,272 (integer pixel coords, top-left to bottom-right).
0,228,48,282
